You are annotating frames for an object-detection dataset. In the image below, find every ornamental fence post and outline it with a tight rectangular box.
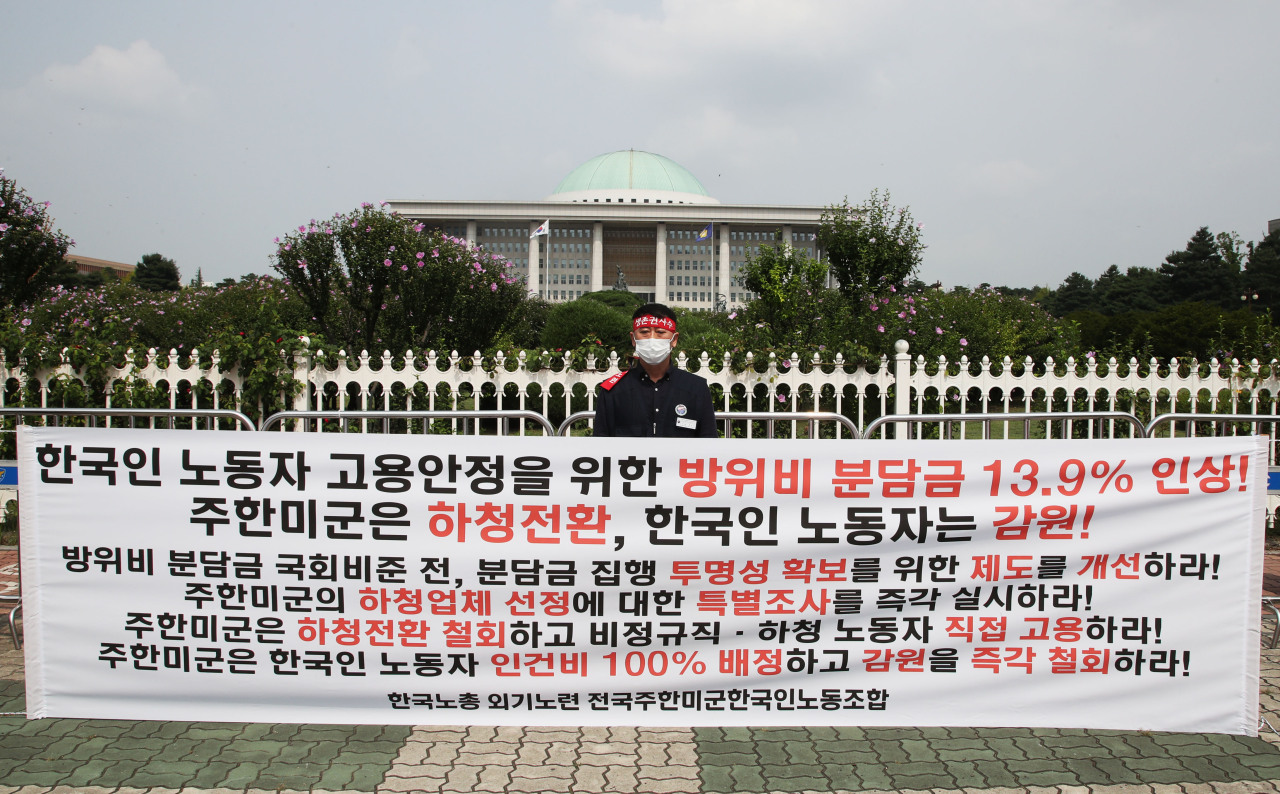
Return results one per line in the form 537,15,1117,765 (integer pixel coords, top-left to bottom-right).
893,339,911,416
289,338,312,430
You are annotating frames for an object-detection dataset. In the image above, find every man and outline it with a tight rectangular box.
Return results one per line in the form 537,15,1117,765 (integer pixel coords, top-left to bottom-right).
592,303,717,437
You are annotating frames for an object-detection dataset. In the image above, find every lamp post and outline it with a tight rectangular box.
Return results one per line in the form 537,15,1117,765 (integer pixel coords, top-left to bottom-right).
1242,292,1259,310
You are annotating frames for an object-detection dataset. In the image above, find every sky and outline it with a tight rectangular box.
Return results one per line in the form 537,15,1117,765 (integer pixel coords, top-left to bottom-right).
1,0,1277,290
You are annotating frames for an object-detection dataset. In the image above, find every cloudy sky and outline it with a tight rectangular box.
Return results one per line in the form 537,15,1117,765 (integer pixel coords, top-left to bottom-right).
2,1,1276,289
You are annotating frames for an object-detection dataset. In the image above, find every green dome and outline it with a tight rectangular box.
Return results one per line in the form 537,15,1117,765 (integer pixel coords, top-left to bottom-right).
550,150,715,203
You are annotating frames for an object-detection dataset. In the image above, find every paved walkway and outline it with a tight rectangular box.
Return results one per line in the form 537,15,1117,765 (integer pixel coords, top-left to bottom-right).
3,548,1280,793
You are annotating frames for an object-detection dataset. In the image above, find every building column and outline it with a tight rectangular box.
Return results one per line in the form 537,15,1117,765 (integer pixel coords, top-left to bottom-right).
718,223,732,307
655,223,668,304
466,221,476,247
591,222,603,292
781,224,792,250
528,220,542,299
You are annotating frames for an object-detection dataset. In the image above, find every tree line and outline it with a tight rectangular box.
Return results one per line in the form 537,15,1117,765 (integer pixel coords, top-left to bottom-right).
1026,225,1280,359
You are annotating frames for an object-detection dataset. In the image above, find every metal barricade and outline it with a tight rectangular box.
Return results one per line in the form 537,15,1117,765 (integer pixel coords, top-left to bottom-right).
1145,413,1280,439
0,407,255,649
0,458,14,649
864,411,1148,440
556,411,862,438
0,407,255,432
260,410,557,436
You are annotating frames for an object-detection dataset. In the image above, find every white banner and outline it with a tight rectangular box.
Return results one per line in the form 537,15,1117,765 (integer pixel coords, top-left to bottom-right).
19,428,1266,732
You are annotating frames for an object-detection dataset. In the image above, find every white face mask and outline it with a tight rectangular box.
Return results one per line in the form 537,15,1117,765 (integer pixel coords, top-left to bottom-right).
634,337,673,365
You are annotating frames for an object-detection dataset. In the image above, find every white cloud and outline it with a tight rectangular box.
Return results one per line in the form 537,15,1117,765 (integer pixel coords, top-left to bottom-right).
37,40,201,117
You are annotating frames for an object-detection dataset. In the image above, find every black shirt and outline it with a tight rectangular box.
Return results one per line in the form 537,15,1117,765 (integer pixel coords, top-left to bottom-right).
592,365,717,438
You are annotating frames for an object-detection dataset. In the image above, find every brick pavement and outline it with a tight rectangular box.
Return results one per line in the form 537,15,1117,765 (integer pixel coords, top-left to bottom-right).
1,549,1280,793
0,548,16,600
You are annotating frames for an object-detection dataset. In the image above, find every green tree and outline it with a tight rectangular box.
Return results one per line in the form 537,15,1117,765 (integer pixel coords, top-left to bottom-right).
273,203,527,353
1092,265,1169,314
0,168,75,309
817,189,924,298
741,239,830,344
1216,231,1248,271
1161,227,1238,307
1042,272,1095,316
1244,229,1280,313
133,253,181,291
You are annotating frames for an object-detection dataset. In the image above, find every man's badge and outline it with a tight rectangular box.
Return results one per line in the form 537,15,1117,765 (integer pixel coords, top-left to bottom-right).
675,404,688,416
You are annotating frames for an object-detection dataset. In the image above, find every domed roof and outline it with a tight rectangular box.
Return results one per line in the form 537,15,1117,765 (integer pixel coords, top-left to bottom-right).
548,150,719,204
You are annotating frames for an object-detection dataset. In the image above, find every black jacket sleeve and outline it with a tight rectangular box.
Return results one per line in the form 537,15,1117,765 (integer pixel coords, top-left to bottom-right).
692,376,717,438
592,386,615,437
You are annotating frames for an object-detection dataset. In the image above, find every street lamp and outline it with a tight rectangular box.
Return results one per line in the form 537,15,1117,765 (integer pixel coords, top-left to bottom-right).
1242,292,1259,310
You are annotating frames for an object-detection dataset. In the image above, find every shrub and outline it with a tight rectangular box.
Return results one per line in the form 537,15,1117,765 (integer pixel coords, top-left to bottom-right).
581,290,644,312
272,204,528,354
540,298,631,353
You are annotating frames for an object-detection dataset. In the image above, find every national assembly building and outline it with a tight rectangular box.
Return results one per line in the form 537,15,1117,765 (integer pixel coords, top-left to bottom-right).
389,149,826,309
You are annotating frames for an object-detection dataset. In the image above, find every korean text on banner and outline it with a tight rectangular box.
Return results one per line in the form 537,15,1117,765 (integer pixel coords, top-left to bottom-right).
18,428,1266,732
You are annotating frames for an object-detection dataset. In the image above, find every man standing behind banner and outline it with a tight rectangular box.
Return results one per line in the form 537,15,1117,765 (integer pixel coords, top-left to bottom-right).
593,303,717,437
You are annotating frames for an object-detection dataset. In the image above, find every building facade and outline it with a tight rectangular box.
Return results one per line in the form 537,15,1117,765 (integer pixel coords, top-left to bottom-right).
64,255,135,280
389,150,826,309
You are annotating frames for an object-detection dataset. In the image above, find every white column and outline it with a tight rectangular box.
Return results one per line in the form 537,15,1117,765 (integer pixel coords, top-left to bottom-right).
782,224,793,250
718,223,732,307
591,222,603,292
466,221,476,247
655,223,668,304
528,220,542,299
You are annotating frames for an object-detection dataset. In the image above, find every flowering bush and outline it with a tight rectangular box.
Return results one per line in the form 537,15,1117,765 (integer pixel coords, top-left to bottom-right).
849,281,1077,362
818,189,924,298
272,203,526,354
0,168,75,311
0,277,313,413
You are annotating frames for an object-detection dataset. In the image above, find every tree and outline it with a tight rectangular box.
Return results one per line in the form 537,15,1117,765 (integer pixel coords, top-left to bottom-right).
1092,265,1168,314
1244,229,1280,313
741,240,830,344
1216,231,1249,271
133,253,181,291
817,189,924,298
1161,227,1238,308
0,168,75,309
273,203,527,353
1042,272,1095,316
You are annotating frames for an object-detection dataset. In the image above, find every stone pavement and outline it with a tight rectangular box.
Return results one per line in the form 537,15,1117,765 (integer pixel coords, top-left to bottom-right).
3,548,1280,793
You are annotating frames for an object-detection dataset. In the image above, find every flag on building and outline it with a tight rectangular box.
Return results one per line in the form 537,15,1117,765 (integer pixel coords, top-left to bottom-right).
695,223,713,243
531,220,551,238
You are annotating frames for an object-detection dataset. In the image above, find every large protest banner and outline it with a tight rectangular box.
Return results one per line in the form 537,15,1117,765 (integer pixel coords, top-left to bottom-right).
19,427,1266,732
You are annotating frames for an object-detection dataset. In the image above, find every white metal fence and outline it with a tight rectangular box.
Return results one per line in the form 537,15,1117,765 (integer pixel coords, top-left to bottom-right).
3,339,1277,445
